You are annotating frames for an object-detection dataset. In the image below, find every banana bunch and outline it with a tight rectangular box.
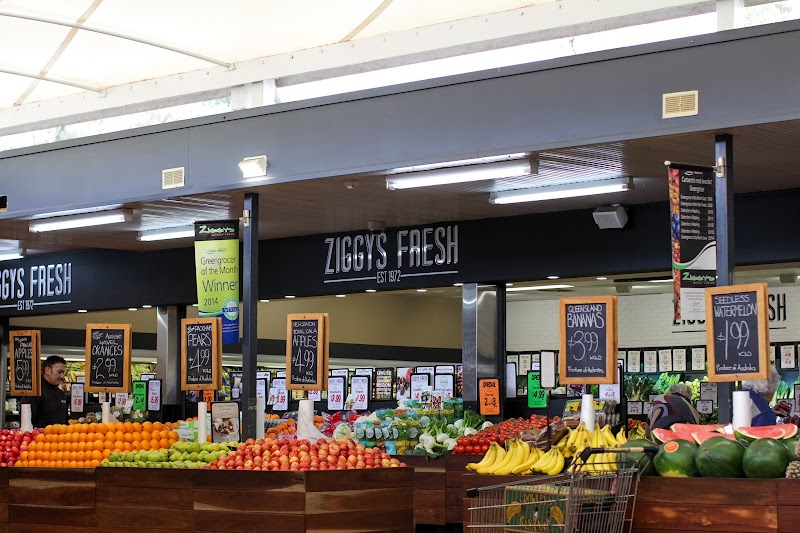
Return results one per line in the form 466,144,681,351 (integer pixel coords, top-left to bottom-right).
466,440,562,476
530,447,565,476
567,423,624,473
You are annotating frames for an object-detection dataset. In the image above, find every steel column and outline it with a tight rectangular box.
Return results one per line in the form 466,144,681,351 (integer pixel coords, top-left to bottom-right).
715,133,734,423
241,193,259,440
156,305,185,405
462,284,505,417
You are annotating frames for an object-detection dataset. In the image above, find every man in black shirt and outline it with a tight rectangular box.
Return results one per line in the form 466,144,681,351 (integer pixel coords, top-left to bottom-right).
25,355,68,428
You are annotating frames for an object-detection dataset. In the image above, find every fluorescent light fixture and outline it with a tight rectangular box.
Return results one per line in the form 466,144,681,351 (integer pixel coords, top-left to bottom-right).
506,283,514,287
29,208,132,232
366,289,376,293
0,249,23,261
647,278,673,283
507,284,574,292
138,225,194,242
78,309,88,313
416,289,427,293
259,299,269,303
632,285,665,290
192,303,199,307
336,294,346,298
490,178,633,205
128,308,137,311
238,155,268,179
547,275,560,280
453,283,464,287
142,305,152,309
386,158,533,190
285,295,295,299
596,277,608,281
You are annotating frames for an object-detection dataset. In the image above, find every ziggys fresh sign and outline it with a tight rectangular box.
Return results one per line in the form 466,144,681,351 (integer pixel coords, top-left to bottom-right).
0,262,72,311
323,224,459,287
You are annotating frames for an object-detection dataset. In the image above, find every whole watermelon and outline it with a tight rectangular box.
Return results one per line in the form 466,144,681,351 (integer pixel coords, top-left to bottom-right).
653,439,699,477
617,439,657,475
782,436,800,461
695,437,745,478
742,438,790,478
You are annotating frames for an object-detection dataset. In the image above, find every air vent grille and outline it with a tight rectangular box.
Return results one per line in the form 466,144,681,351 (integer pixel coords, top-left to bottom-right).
663,90,699,119
162,167,185,190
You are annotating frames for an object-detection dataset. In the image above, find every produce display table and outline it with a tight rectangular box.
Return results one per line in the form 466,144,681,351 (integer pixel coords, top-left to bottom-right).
2,467,414,533
401,456,446,525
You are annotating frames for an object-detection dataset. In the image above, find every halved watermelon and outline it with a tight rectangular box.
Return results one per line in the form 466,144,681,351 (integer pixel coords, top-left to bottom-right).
735,424,798,442
693,431,737,445
652,428,680,444
672,423,725,433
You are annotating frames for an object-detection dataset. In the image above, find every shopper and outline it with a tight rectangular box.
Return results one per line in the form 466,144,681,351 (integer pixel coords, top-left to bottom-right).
24,355,68,428
647,382,702,436
742,365,791,426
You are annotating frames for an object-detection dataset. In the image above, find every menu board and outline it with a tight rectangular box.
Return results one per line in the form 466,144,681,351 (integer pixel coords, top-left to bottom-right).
286,313,329,390
375,368,394,400
705,284,769,382
559,296,618,384
10,330,40,396
85,324,131,393
181,318,222,391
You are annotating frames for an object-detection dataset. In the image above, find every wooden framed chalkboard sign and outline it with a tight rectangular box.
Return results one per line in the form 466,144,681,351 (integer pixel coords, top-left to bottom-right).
85,324,132,393
705,283,769,382
181,317,222,391
286,313,329,391
559,296,618,385
10,330,40,397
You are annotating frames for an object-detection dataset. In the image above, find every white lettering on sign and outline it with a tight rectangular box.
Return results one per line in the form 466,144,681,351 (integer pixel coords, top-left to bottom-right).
0,262,72,311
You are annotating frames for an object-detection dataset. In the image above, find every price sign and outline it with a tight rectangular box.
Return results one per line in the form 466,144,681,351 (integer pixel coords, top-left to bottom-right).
643,350,658,373
148,379,161,411
479,378,501,416
85,324,131,393
350,376,369,410
559,296,618,384
643,401,652,413
327,376,345,411
10,331,40,397
211,402,241,443
286,313,329,390
114,393,129,412
181,318,221,390
267,387,277,406
203,390,215,403
780,345,796,370
627,351,641,374
272,378,288,410
706,284,769,382
256,379,266,399
434,374,455,399
627,402,643,415
410,373,429,400
658,349,673,372
691,347,706,371
700,382,718,405
308,390,321,401
140,373,155,381
672,348,687,372
527,372,547,409
375,368,394,400
696,400,714,414
416,366,435,384
519,354,532,375
71,383,85,413
132,381,146,411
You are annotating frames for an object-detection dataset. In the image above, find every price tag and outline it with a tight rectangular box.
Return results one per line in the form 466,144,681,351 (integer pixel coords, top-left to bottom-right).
658,349,673,372
71,383,85,412
478,378,500,416
267,387,277,406
203,390,215,403
627,351,641,373
519,353,531,375
435,365,455,375
700,382,718,404
308,390,321,401
327,377,345,411
350,376,369,410
696,400,714,414
114,393,129,411
286,314,328,390
691,347,706,371
429,391,444,410
527,372,547,409
643,350,658,373
132,381,146,411
77,376,85,384
672,349,687,372
780,345,796,369
506,354,519,369
272,378,288,410
276,371,286,378
140,373,155,381
256,379,266,399
433,374,455,399
410,373,429,400
642,401,652,413
148,379,161,411
627,402,643,415
617,351,627,371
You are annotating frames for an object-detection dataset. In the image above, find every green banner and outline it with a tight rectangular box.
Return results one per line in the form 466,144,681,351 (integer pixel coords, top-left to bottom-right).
527,372,547,409
194,220,240,344
132,381,147,411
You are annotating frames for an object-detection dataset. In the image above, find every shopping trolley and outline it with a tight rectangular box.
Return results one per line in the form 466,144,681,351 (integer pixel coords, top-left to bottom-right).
466,445,658,533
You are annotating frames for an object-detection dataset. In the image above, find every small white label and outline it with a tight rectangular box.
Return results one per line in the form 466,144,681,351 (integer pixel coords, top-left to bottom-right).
410,374,430,400
434,374,454,399
627,351,641,374
691,347,706,371
114,393,128,411
770,345,777,364
642,401,652,413
308,390,321,401
256,379,266,399
272,378,288,410
658,349,673,372
519,354,531,375
147,379,161,411
327,377,345,411
643,351,658,373
672,349,687,372
781,345,796,370
627,402,643,415
350,376,369,410
71,383,84,412
700,382,718,404
696,400,713,414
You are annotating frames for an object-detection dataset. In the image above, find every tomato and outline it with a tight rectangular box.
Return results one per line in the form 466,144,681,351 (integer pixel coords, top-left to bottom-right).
465,445,475,454
454,445,466,454
481,444,489,453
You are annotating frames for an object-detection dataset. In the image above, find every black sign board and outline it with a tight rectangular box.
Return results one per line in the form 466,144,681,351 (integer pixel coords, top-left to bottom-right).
286,314,328,390
10,331,40,396
559,296,618,384
706,284,769,382
85,324,131,393
181,318,221,391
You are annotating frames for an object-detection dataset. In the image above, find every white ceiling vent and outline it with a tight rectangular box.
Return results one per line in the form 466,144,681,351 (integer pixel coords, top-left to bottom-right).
663,90,699,119
162,167,185,190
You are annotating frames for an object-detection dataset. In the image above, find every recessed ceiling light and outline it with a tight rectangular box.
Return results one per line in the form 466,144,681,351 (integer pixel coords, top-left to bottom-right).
632,285,664,290
78,309,88,313
506,283,514,287
647,279,673,283
547,275,560,280
417,289,427,293
285,295,296,299
192,304,199,307
238,155,268,179
506,284,574,292
336,294,346,298
259,299,269,303
142,304,152,308
29,208,132,232
596,277,608,281
128,308,137,311
453,283,463,287
138,225,194,241
366,289,376,293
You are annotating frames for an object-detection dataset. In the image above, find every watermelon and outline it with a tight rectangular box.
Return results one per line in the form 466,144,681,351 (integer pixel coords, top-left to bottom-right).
742,438,790,478
653,440,699,477
617,439,657,475
672,423,725,434
735,424,797,442
783,435,800,461
694,437,745,478
652,428,680,444
692,432,736,445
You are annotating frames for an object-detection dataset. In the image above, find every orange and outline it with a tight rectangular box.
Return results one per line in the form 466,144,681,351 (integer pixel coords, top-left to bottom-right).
113,441,124,451
103,440,114,450
132,422,142,432
94,440,104,451
91,450,102,461
95,423,107,434
19,451,27,461
70,433,79,443
132,432,142,443
124,422,134,433
65,425,74,434
85,432,95,442
149,439,160,450
124,433,134,443
78,424,88,434
90,459,100,467
140,440,150,451
34,434,45,443
115,422,126,432
77,442,86,452
168,431,179,440
158,438,168,449
168,439,177,447
142,421,153,433
102,449,111,459
88,423,97,433
68,461,77,468
55,460,63,468
141,431,151,442
123,442,132,451
152,422,163,432
44,426,53,435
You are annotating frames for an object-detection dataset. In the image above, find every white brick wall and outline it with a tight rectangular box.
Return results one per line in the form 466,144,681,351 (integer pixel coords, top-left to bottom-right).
507,286,800,350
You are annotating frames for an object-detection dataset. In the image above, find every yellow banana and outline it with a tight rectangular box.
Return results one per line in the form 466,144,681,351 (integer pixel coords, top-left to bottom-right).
518,439,531,457
545,450,565,475
538,450,559,474
564,426,579,449
476,444,506,474
495,441,524,475
512,446,540,475
532,449,553,472
616,428,627,445
601,426,616,447
467,442,497,471
487,440,518,475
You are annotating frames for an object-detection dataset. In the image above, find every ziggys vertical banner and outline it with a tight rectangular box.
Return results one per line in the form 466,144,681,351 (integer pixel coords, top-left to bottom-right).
668,164,717,321
195,220,240,344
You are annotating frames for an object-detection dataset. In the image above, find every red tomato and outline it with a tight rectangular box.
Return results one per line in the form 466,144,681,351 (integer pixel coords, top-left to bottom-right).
465,445,475,454
454,445,466,454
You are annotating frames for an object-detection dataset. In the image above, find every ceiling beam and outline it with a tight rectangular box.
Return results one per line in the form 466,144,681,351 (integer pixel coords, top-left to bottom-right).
0,67,105,93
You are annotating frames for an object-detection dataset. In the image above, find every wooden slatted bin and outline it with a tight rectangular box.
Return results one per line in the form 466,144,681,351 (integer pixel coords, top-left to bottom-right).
402,456,446,525
96,468,194,533
9,468,96,533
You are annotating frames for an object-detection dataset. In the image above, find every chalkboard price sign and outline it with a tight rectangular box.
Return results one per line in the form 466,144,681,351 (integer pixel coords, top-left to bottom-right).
10,330,40,397
286,313,329,390
85,324,131,393
181,318,222,391
705,283,769,382
559,296,618,385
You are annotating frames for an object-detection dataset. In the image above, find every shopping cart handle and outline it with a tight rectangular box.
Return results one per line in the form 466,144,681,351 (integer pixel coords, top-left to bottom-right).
578,445,660,463
578,447,604,463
